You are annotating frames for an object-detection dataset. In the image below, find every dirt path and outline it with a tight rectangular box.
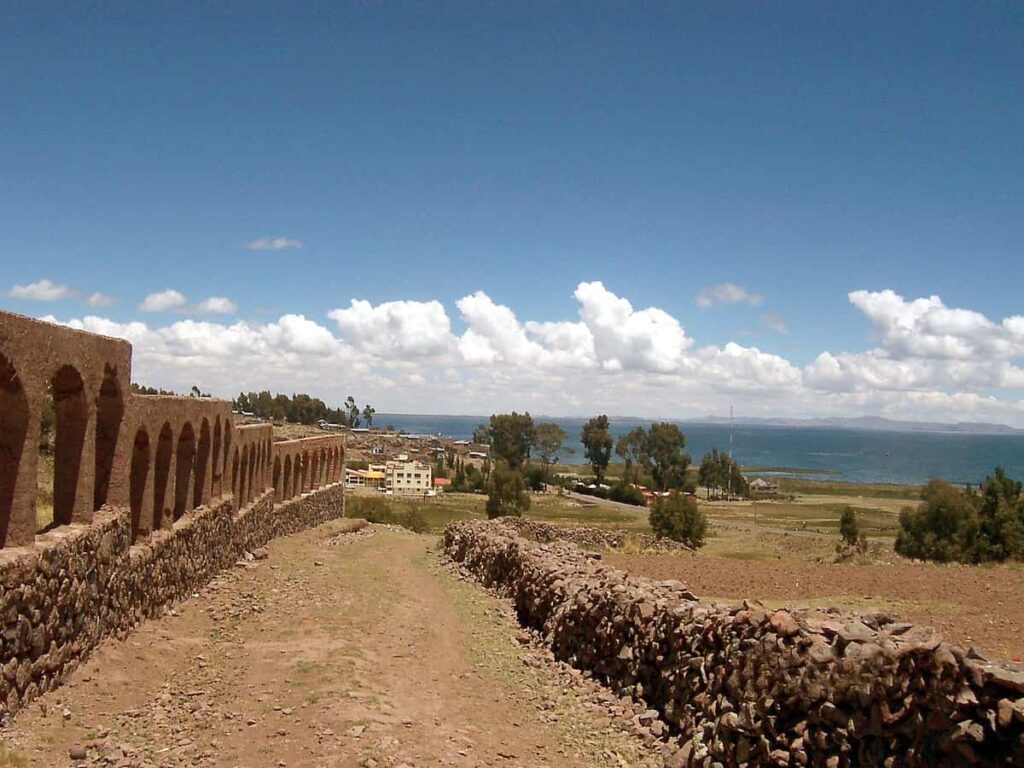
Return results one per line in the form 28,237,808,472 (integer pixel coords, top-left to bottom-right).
2,521,661,768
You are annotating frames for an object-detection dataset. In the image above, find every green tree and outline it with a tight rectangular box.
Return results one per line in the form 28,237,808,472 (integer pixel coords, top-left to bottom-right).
472,424,491,445
839,507,859,545
975,467,1024,561
488,412,535,469
533,422,570,481
485,461,531,518
362,404,376,427
615,426,648,485
645,422,691,491
345,396,361,428
581,415,613,482
649,491,707,548
698,448,746,499
895,478,980,563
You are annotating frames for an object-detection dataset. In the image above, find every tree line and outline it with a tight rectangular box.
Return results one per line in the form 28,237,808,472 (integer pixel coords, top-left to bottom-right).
232,391,376,427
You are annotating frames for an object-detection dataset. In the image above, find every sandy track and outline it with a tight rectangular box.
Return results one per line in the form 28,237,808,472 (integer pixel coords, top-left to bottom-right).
3,522,659,768
606,551,1024,662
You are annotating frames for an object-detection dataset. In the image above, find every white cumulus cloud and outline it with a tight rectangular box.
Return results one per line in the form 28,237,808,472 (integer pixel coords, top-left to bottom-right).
31,282,1024,428
86,292,115,307
193,296,238,314
696,282,763,308
575,281,691,373
328,298,454,356
139,289,187,312
9,279,76,301
848,289,1023,360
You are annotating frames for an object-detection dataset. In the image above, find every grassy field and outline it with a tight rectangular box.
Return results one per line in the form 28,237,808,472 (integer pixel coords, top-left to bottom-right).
347,472,921,565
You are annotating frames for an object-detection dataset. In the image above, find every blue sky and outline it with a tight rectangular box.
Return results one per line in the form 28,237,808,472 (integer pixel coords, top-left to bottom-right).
3,3,1024,423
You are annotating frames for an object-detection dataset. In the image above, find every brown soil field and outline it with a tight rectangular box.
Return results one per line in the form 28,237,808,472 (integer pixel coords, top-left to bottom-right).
605,551,1024,662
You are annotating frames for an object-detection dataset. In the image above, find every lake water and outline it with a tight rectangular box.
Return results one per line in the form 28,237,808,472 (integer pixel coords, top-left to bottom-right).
373,413,1024,486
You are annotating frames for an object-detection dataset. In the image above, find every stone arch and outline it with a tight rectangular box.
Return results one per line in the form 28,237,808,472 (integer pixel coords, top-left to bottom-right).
253,441,261,498
193,418,211,509
230,447,240,510
247,443,257,503
129,428,150,541
153,423,173,531
239,445,249,508
266,440,273,491
222,423,233,496
211,416,222,497
311,451,321,491
272,455,282,502
50,365,89,527
173,421,196,520
259,441,267,495
283,455,292,501
93,364,123,511
297,453,306,495
334,447,341,482
320,448,328,487
0,353,30,547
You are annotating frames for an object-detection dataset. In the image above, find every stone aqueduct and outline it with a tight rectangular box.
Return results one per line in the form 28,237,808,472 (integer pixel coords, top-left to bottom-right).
0,310,343,550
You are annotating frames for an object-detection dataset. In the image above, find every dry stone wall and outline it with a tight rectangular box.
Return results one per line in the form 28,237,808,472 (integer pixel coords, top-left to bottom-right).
0,484,345,721
498,516,692,552
443,519,1024,767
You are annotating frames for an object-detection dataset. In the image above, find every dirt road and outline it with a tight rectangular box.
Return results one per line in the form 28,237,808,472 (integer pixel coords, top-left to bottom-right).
2,521,660,768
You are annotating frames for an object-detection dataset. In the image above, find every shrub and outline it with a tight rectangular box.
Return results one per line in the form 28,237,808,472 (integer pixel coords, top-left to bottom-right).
485,461,531,519
649,491,707,548
839,507,859,545
608,482,647,507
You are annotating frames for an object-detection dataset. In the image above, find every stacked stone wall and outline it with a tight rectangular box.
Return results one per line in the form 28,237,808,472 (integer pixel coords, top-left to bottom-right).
499,516,691,552
443,519,1024,767
0,483,345,720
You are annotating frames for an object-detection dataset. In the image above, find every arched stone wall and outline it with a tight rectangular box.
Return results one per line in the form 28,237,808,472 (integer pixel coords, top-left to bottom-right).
0,311,342,552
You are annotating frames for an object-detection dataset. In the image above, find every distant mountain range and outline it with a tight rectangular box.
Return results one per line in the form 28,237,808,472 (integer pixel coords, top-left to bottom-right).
683,415,1023,435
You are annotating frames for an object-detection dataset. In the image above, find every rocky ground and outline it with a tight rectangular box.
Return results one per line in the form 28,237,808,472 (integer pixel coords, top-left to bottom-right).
1,521,673,768
605,550,1024,662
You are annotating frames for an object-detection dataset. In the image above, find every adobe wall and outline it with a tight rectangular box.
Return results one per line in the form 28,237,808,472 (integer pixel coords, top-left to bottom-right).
0,309,348,720
443,520,1024,767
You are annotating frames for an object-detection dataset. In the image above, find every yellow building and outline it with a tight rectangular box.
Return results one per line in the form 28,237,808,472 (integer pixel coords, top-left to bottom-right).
345,464,386,489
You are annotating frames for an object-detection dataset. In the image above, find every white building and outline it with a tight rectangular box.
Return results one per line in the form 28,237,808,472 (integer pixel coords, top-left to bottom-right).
384,455,432,495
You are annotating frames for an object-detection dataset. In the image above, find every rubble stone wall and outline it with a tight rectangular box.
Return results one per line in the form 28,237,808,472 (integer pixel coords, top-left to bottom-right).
0,482,345,721
443,519,1024,767
498,516,691,552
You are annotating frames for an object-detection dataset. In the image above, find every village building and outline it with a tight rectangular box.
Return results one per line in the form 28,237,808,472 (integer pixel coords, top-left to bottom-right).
748,477,780,496
384,455,433,495
345,463,386,489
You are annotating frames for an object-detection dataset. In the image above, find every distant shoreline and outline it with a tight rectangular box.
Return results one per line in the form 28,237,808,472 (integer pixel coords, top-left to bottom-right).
374,412,1023,436
369,413,1024,487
